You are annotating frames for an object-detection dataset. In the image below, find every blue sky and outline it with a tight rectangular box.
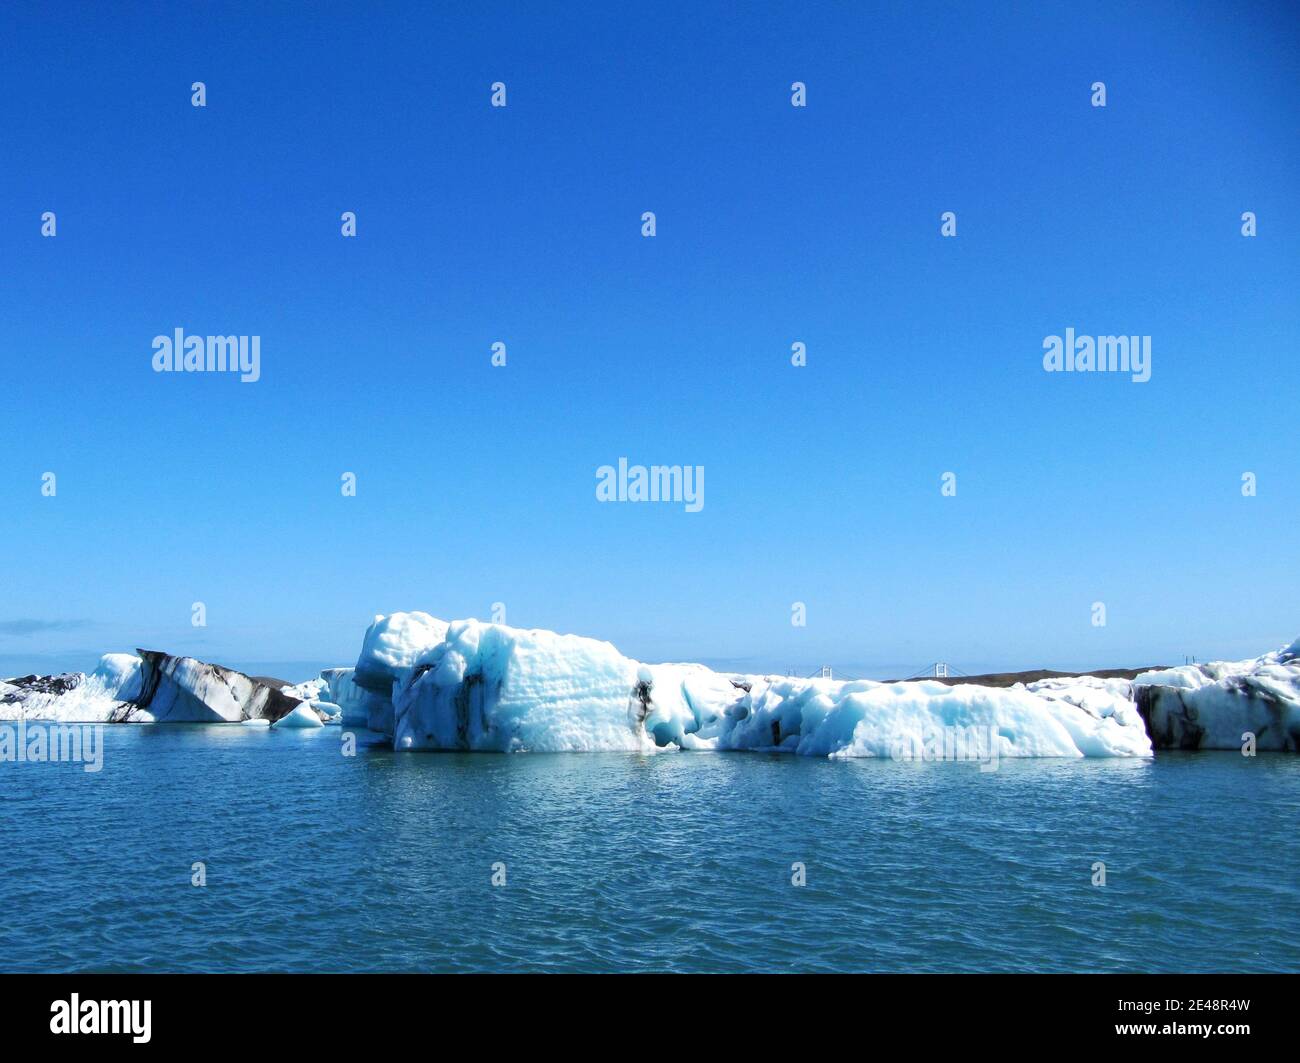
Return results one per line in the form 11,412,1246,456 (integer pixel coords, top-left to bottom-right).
2,1,1297,679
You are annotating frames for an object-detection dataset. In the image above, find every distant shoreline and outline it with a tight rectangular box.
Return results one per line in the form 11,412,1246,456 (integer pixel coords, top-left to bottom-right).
892,665,1169,688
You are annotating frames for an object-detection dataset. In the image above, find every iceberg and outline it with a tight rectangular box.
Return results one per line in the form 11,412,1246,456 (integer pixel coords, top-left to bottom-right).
321,667,391,728
392,620,649,751
282,677,328,703
0,653,142,722
1132,638,1300,751
353,612,449,734
354,612,449,695
271,703,327,729
388,619,1157,758
2,651,308,725
5,614,1296,757
112,650,305,724
709,674,1152,759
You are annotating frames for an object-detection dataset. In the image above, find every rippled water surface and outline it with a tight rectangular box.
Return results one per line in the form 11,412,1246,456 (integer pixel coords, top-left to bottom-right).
1,726,1297,972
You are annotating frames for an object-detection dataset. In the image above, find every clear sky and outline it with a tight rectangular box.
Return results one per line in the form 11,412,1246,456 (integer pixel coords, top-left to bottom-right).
2,1,1297,680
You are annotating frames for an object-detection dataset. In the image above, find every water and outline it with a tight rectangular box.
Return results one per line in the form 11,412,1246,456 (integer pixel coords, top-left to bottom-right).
2,725,1297,972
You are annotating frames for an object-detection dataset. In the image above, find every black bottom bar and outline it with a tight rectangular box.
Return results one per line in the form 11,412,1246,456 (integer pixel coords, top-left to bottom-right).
0,973,1289,1049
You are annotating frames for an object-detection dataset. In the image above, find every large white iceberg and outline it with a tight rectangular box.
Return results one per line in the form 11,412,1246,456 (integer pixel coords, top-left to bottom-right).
389,619,1157,758
354,612,449,695
392,620,651,751
711,673,1152,759
353,611,449,734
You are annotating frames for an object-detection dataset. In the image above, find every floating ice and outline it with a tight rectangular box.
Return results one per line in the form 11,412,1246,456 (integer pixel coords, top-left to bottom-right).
6,616,1297,756
389,619,1156,758
310,700,343,723
702,674,1151,759
0,653,142,722
393,620,649,751
1133,639,1300,751
354,612,449,695
116,651,302,724
282,677,328,702
271,703,326,729
354,612,449,734
321,667,391,728
2,651,306,724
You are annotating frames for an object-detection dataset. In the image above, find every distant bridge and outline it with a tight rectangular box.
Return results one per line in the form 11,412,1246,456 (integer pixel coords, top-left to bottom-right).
788,661,972,682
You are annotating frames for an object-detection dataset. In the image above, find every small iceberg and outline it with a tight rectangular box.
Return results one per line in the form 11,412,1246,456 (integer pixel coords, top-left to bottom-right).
271,703,325,729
